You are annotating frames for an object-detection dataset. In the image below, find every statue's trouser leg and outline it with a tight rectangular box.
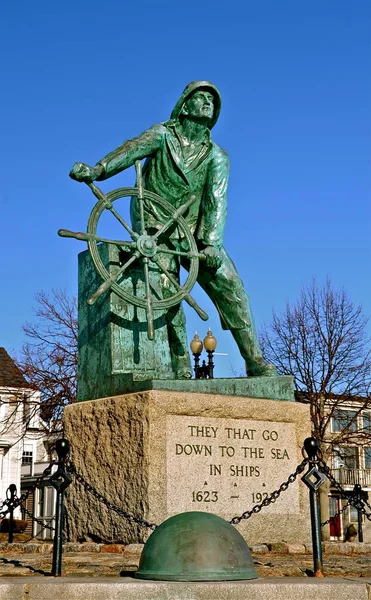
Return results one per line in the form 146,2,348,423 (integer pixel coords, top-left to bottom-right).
166,305,192,378
191,248,274,376
158,246,192,378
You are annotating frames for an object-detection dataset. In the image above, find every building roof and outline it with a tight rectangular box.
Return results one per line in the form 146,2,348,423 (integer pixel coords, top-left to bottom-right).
0,347,30,389
295,390,370,404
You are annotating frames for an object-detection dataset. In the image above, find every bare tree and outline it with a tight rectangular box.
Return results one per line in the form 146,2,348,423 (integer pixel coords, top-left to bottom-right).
16,290,78,434
260,279,371,452
260,280,371,539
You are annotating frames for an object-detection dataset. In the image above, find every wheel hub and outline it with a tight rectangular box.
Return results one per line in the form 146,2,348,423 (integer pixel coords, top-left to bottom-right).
137,234,157,258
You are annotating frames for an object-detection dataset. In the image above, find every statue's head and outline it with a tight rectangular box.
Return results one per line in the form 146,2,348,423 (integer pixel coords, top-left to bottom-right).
171,81,221,129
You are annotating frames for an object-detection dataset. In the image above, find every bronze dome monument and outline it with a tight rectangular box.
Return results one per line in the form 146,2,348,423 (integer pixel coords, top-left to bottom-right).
136,511,258,581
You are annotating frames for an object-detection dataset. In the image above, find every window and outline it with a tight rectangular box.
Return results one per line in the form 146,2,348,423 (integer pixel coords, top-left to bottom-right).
38,486,55,518
329,496,340,518
349,504,360,523
363,413,371,431
22,444,33,465
331,410,357,433
364,448,371,470
333,446,358,470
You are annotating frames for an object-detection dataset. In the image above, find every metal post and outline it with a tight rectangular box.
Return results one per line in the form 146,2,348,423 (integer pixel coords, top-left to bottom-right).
357,508,363,543
52,484,65,576
302,438,325,578
199,360,207,379
52,439,72,577
309,482,323,576
7,484,17,544
193,353,201,378
38,439,72,577
353,484,363,543
207,350,215,379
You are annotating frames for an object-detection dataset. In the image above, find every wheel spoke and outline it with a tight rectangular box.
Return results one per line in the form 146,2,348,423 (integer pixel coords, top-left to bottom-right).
135,160,147,236
78,183,202,315
152,256,208,321
87,182,139,241
58,229,136,249
109,206,139,241
156,246,206,260
143,257,155,340
152,195,196,241
88,251,140,305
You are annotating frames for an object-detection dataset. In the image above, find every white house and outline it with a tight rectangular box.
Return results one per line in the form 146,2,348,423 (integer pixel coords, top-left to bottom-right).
0,347,54,537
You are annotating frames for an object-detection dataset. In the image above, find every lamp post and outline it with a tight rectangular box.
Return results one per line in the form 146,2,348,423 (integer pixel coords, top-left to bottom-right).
190,332,203,377
190,328,217,379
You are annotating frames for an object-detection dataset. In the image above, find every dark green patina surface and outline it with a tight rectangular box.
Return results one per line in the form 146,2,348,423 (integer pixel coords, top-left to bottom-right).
148,375,295,401
136,511,258,581
64,81,281,397
77,244,177,401
78,243,293,401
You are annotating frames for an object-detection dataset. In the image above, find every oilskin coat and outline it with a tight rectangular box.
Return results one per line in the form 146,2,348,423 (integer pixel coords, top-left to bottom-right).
97,120,228,248
96,118,255,332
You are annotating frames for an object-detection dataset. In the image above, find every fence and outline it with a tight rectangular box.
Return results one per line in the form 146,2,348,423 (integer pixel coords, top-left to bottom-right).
332,467,371,488
1,436,371,577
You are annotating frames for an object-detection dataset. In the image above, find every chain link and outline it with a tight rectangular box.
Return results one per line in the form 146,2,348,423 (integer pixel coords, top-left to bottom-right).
229,458,309,525
67,461,157,531
22,523,55,544
318,459,371,522
3,450,370,537
361,495,371,514
0,460,56,520
18,498,56,544
20,500,55,532
0,501,11,519
321,500,351,527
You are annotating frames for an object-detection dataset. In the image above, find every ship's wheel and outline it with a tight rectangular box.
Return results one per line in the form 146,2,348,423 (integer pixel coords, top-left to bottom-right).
59,160,208,339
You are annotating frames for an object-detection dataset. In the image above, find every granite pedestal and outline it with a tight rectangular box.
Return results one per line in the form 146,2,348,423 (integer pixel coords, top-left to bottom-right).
63,387,311,546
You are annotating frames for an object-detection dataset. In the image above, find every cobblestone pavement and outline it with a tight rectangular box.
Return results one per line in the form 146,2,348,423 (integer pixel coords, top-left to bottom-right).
0,549,371,579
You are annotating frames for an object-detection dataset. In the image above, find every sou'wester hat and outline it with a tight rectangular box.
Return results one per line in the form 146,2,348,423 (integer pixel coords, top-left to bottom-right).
170,81,222,129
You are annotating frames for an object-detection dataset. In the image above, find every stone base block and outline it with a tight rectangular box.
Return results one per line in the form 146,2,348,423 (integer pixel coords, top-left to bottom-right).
63,390,311,546
0,578,369,600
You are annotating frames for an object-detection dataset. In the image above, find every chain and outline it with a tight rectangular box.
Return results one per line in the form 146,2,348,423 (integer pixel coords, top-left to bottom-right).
321,500,351,527
229,457,309,525
0,488,14,518
14,461,56,513
361,494,371,514
21,523,55,544
18,500,56,544
0,460,56,520
67,461,157,531
20,500,55,532
0,501,11,519
318,459,371,522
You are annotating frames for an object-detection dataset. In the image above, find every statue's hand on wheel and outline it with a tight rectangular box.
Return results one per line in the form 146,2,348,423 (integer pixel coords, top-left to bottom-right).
202,246,223,269
69,162,103,183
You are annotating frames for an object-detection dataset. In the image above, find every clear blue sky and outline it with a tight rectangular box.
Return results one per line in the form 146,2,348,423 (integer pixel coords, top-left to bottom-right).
1,0,370,377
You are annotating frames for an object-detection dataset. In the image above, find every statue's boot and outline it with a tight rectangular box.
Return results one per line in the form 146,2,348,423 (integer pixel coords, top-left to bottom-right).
231,327,277,377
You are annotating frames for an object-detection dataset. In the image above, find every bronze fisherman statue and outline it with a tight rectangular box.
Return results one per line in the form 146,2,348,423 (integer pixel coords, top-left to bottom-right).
69,81,275,378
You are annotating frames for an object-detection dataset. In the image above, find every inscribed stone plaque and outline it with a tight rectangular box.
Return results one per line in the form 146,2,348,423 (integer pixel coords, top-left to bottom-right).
166,415,300,519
